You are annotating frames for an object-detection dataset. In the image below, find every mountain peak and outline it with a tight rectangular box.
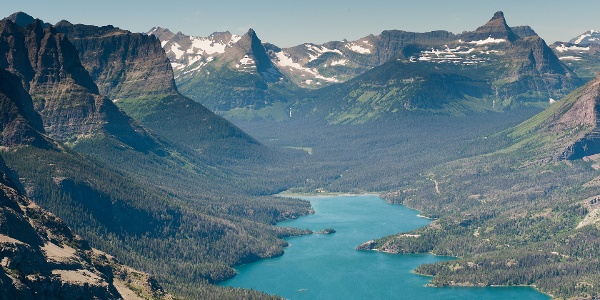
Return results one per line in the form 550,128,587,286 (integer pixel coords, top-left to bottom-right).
569,30,600,45
461,11,519,42
7,11,34,26
6,11,49,28
492,11,505,20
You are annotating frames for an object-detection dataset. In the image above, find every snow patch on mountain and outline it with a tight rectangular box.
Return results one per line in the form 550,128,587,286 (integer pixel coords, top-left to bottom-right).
554,43,590,53
157,31,246,76
170,43,185,60
345,42,371,54
331,59,348,66
414,41,501,65
189,35,239,55
275,51,304,69
239,55,255,66
304,44,344,61
274,51,339,83
468,37,506,45
559,56,582,61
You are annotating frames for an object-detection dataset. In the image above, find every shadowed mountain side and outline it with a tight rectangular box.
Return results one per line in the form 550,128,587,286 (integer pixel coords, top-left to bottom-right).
0,69,50,148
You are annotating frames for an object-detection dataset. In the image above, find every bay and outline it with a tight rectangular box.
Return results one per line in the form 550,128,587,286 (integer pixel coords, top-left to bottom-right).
220,195,549,300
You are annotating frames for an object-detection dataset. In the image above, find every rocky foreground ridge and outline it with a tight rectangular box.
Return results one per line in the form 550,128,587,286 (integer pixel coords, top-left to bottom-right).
0,156,170,299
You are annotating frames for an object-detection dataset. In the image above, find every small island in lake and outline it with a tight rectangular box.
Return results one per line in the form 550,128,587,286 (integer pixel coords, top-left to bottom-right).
315,228,336,234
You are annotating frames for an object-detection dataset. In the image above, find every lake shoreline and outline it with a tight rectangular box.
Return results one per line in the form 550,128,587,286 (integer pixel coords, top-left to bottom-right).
274,192,552,299
222,194,549,299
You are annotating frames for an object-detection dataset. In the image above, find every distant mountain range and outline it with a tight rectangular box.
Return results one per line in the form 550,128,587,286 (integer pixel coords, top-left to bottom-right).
151,12,583,122
292,12,581,123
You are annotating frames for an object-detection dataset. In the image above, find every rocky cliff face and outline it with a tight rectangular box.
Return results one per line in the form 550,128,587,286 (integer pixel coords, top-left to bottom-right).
498,35,580,102
0,18,162,152
553,76,600,159
54,21,178,100
0,156,170,299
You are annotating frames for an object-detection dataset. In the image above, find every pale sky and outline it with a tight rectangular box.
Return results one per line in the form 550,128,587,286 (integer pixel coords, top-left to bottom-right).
3,0,600,47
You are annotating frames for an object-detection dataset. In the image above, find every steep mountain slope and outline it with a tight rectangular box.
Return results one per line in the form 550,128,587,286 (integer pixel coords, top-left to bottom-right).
0,156,170,300
503,74,600,160
550,30,600,81
0,71,170,298
54,20,263,158
150,27,293,116
0,68,49,148
292,11,581,123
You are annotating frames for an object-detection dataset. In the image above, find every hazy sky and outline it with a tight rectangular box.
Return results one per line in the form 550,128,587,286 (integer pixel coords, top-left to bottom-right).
3,0,600,47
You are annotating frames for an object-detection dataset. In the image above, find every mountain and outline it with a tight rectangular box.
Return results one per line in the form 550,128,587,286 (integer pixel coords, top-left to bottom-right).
0,155,170,299
54,21,177,100
291,11,582,123
268,30,458,88
54,21,263,158
550,30,600,81
149,27,293,117
0,19,161,154
270,13,536,91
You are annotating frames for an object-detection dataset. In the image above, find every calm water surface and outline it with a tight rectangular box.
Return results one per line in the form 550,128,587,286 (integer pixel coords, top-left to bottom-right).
220,195,549,300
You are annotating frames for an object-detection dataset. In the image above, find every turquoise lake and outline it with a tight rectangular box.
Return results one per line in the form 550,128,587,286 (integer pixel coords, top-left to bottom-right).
220,195,550,300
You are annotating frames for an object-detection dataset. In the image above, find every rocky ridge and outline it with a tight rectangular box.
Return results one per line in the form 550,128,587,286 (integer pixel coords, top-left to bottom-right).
54,21,177,100
500,72,600,160
0,18,161,153
569,30,600,45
